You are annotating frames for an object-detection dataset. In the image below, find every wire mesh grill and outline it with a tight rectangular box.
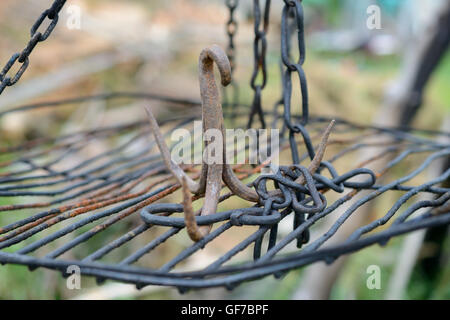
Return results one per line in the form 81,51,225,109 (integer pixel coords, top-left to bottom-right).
0,93,448,290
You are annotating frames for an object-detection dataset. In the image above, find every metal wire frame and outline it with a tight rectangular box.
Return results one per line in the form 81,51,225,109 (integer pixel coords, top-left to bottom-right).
0,93,449,291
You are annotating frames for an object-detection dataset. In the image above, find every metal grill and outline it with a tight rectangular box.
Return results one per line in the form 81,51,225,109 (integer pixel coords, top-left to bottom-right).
0,0,449,292
0,92,448,290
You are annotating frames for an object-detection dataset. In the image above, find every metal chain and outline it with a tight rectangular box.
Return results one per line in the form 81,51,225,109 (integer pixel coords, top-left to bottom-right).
247,0,271,129
225,0,238,74
0,0,67,95
254,0,326,252
280,0,315,164
223,0,240,121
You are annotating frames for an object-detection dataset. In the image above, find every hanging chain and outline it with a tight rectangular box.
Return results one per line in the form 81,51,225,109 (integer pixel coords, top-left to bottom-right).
0,0,67,95
280,0,315,164
223,0,240,120
225,0,238,74
271,0,315,248
247,0,271,129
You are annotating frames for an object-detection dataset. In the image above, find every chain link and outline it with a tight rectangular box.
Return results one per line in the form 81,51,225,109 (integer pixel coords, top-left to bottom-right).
0,0,66,95
279,0,314,164
225,0,238,74
262,0,319,249
247,0,271,129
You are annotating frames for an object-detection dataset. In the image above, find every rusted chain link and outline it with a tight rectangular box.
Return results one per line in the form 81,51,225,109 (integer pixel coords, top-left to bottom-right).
280,0,311,164
0,0,66,95
225,0,239,74
223,0,240,121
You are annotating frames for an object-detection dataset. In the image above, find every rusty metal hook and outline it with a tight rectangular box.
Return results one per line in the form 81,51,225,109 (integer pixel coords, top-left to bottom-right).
145,45,232,241
145,44,334,242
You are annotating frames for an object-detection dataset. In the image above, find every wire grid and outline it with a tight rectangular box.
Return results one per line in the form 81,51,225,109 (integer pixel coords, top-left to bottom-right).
0,94,448,290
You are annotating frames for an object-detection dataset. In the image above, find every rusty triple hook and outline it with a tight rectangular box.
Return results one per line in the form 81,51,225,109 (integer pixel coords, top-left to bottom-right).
145,44,334,242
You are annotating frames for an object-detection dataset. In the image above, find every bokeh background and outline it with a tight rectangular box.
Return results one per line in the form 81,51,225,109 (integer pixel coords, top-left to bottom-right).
0,0,448,299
